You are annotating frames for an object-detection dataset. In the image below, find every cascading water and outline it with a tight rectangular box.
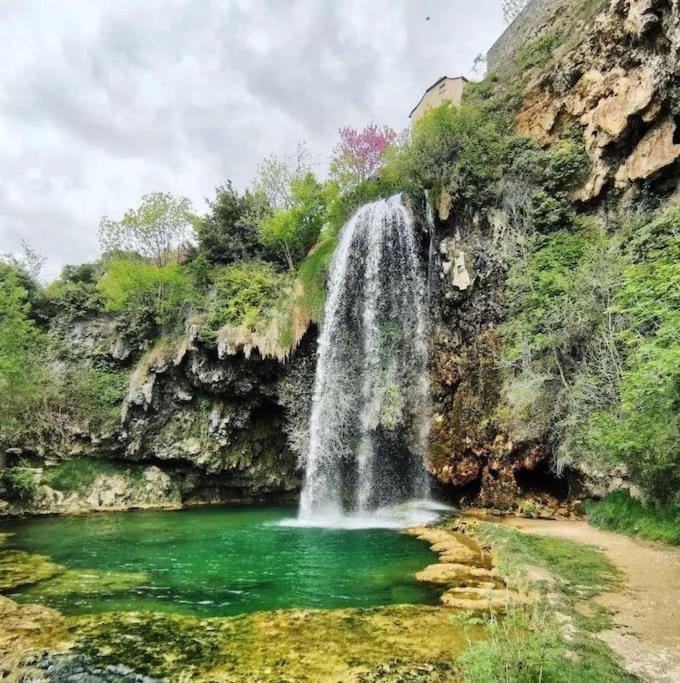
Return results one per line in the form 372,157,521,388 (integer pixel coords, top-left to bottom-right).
298,194,432,523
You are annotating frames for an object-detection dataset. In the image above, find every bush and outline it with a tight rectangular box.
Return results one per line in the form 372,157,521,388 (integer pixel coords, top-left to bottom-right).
64,365,129,433
98,258,198,334
515,31,562,71
587,491,680,545
43,458,131,493
2,467,37,503
204,261,282,335
382,102,508,207
500,207,680,502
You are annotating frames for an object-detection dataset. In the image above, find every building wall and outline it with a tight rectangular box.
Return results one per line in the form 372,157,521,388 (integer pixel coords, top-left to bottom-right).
486,0,572,72
410,77,466,124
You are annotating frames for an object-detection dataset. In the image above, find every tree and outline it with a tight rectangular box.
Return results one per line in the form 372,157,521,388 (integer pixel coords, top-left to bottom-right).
259,173,326,269
254,142,313,210
97,258,196,331
98,192,195,267
502,0,529,23
0,269,47,447
329,123,396,188
195,182,276,266
2,241,46,280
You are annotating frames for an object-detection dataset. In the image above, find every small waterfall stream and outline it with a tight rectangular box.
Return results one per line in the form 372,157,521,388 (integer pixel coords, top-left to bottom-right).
298,194,432,523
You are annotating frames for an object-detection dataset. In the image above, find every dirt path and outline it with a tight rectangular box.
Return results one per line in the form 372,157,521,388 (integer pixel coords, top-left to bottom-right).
503,518,680,682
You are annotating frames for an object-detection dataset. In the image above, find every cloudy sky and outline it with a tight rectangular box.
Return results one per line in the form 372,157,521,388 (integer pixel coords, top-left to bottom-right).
1,0,505,279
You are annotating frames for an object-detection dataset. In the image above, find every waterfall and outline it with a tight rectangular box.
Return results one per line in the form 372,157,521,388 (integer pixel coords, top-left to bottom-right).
298,194,431,521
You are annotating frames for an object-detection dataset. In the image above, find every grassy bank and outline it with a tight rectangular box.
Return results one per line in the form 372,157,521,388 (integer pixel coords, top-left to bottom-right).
457,522,634,682
587,491,680,546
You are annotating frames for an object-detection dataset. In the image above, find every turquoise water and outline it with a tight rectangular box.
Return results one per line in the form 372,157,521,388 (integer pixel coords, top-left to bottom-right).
0,506,441,617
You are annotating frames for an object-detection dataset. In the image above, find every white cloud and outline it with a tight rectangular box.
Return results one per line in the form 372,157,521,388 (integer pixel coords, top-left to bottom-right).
0,0,504,279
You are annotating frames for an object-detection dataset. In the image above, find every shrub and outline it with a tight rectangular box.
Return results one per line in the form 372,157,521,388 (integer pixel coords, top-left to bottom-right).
98,258,198,333
515,31,562,71
587,491,680,545
43,458,129,493
65,366,129,433
2,467,37,503
204,261,281,334
381,102,508,207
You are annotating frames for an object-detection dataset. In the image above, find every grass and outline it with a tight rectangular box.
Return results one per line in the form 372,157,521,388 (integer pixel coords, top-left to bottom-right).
43,458,142,494
459,523,633,682
587,491,680,545
296,234,339,324
476,523,620,598
458,603,635,683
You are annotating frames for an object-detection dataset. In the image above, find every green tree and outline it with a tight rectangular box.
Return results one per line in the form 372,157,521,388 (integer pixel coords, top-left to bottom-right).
195,182,276,265
97,258,197,332
259,173,326,269
382,102,508,207
0,268,47,447
98,192,195,267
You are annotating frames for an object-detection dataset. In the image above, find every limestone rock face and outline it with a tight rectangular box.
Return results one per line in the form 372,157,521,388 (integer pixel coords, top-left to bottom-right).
615,117,680,185
440,238,472,292
514,0,680,201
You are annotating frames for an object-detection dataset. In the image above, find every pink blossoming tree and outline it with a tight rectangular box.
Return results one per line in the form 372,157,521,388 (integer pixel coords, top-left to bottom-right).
330,123,397,188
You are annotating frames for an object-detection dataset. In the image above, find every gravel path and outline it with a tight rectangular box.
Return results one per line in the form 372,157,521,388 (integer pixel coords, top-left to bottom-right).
504,518,680,683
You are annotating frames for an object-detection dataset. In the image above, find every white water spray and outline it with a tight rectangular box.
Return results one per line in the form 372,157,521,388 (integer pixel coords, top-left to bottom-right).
297,195,432,524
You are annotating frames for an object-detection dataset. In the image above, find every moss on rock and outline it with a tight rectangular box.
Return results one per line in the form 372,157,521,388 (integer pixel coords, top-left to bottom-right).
0,550,62,591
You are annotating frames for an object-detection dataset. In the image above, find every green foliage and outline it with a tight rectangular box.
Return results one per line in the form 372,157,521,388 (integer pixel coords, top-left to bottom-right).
98,258,197,333
459,605,565,683
501,207,680,502
259,173,326,268
44,458,135,493
99,192,195,267
382,102,508,207
296,235,339,323
0,268,48,446
64,366,129,433
323,178,395,237
204,260,282,335
462,72,527,130
515,31,562,71
503,227,601,365
2,467,37,503
195,182,279,266
38,262,105,321
544,139,591,193
587,491,680,545
461,525,631,682
477,523,619,599
460,602,634,682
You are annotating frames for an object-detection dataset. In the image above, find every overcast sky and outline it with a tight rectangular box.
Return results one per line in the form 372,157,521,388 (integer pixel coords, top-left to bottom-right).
0,0,505,279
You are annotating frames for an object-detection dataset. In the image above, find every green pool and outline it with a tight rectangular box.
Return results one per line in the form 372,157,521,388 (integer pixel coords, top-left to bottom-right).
0,506,441,617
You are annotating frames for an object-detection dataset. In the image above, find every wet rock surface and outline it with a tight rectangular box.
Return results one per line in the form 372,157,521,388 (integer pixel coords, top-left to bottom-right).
19,652,161,683
406,521,529,612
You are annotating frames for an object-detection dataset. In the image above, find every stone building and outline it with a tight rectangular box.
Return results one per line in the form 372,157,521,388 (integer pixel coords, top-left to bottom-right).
486,0,573,72
409,76,468,124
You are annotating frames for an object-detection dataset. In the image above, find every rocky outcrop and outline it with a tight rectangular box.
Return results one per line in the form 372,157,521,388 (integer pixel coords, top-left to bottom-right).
120,335,301,499
405,522,529,612
1,316,308,516
514,0,680,202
